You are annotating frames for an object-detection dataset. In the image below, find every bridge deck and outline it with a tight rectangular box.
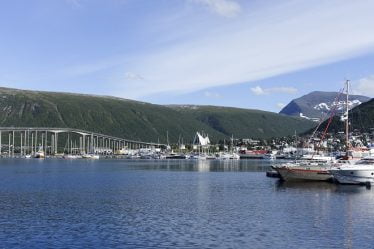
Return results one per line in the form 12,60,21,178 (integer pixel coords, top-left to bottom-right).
0,127,165,147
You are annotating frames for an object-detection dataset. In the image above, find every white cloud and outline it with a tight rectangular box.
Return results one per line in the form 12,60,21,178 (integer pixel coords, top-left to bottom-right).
112,0,374,99
277,103,286,109
352,76,374,96
124,72,144,81
250,86,298,95
250,86,265,95
191,0,242,17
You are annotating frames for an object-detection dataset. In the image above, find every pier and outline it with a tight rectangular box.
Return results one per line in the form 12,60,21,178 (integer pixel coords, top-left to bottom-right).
0,127,165,157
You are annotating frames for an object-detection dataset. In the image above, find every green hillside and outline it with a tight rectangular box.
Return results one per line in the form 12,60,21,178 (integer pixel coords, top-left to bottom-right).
0,87,316,143
170,105,316,139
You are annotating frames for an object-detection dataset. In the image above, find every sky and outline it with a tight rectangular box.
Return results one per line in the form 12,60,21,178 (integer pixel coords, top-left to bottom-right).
0,0,374,112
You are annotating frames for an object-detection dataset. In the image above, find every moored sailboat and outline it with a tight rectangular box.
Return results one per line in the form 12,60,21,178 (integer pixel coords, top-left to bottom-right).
273,157,335,182
273,80,351,182
34,147,45,159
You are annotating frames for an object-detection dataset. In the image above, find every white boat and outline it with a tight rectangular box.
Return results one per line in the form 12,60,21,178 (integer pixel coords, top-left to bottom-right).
217,152,240,160
34,149,45,159
263,153,276,160
206,155,216,160
264,150,284,160
329,157,374,185
190,154,209,160
299,154,336,162
115,148,129,155
82,154,100,159
63,154,82,159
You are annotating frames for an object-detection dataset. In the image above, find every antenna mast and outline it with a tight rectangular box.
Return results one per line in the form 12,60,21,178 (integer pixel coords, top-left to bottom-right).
345,80,350,151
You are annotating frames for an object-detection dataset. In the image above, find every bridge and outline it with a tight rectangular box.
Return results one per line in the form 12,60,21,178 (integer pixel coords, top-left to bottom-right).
0,127,165,157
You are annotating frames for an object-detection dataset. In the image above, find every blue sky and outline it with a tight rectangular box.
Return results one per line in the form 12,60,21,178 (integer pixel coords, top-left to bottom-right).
1,0,374,112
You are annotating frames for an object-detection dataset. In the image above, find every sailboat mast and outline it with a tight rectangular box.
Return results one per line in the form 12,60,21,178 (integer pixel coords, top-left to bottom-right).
345,80,350,151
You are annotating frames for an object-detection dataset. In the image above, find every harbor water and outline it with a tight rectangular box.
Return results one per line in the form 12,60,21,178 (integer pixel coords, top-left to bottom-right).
0,159,373,248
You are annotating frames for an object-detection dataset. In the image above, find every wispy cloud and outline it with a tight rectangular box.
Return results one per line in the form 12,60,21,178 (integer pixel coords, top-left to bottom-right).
112,0,374,99
276,103,286,109
191,0,242,17
250,86,298,96
352,76,374,96
124,72,144,81
65,0,82,8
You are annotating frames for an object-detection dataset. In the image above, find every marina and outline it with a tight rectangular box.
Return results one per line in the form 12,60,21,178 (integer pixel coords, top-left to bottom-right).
1,1,374,248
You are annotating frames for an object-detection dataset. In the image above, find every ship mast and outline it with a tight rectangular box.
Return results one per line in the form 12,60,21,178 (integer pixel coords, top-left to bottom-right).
345,80,350,152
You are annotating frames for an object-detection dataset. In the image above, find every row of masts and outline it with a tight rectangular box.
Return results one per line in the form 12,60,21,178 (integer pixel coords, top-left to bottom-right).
0,128,163,157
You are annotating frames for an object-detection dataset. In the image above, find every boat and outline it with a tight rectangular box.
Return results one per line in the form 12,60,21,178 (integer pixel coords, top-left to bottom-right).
206,155,216,160
216,152,240,160
239,149,267,159
190,153,208,160
34,148,45,159
229,153,240,160
165,149,187,159
115,147,130,155
273,156,335,182
216,136,240,160
81,154,100,159
263,153,276,160
165,154,187,159
63,154,82,159
191,132,212,160
329,157,374,185
299,154,336,162
273,80,350,182
266,169,281,178
90,155,100,160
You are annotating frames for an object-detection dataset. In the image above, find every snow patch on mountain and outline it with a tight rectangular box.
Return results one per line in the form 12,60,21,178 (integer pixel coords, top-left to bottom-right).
296,99,364,122
299,113,320,122
313,100,362,112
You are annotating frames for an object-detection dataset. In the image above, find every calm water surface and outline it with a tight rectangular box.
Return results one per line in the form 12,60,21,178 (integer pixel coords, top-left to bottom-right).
0,159,373,249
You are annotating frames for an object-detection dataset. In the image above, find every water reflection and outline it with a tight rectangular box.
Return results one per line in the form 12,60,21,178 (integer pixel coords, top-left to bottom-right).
1,159,374,248
272,178,374,248
275,180,338,192
127,159,273,172
275,179,374,194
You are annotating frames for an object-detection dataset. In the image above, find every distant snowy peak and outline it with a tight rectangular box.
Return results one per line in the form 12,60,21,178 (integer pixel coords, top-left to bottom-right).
280,91,370,121
301,100,364,121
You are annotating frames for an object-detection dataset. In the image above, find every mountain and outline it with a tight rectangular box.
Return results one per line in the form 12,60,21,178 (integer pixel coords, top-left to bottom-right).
0,87,316,143
319,98,374,133
280,91,370,121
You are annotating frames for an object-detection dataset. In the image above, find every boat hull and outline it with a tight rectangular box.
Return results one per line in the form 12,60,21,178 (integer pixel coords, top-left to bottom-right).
330,169,374,184
165,155,187,159
274,166,332,182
